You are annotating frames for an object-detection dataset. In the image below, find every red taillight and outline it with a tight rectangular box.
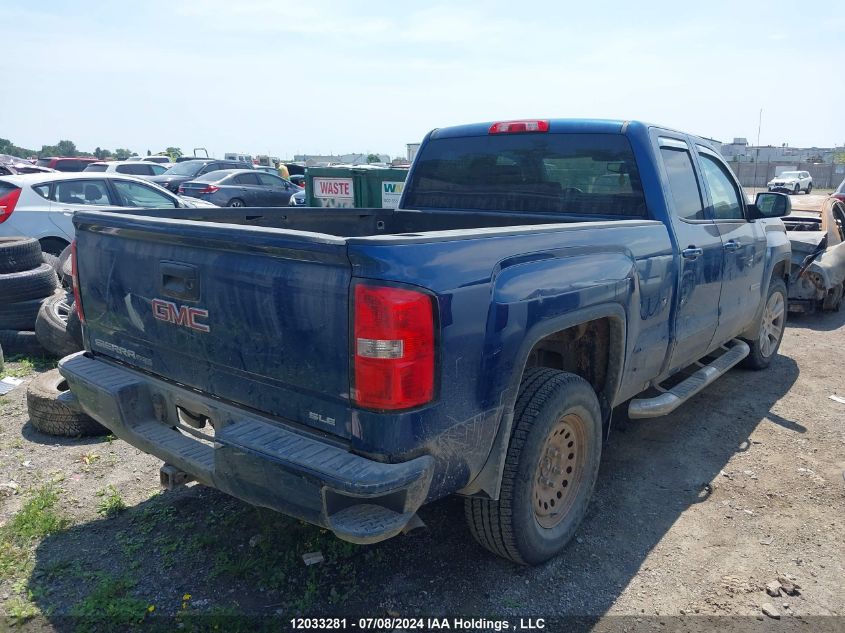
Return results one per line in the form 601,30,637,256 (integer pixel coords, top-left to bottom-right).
488,119,549,134
201,185,219,194
0,188,21,224
71,240,85,324
353,284,435,410
833,193,845,202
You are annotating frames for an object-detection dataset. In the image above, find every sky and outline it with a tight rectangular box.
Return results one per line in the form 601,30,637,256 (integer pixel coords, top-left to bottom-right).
1,0,844,159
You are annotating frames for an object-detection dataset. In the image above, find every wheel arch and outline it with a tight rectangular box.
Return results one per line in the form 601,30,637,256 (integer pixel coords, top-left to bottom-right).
459,303,626,499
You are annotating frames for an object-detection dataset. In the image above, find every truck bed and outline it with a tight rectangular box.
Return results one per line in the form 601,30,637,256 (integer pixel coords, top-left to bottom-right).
133,205,634,240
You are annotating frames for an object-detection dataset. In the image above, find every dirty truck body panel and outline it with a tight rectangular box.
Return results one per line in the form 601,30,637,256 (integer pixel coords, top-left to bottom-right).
60,119,790,543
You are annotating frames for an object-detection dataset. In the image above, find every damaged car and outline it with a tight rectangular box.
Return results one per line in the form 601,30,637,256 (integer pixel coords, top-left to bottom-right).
784,197,845,312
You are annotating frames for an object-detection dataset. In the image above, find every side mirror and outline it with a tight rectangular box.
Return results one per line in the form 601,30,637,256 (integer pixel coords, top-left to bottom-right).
748,191,791,220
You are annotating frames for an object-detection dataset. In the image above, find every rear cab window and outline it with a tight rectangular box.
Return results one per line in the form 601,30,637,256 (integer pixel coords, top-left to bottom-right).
404,132,647,217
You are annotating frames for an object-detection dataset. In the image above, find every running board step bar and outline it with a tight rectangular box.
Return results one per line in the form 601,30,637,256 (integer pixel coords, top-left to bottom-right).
628,339,750,419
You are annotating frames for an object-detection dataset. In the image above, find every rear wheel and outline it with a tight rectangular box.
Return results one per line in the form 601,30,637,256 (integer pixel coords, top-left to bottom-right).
227,198,245,207
465,368,602,565
822,282,844,312
806,183,812,194
741,278,787,369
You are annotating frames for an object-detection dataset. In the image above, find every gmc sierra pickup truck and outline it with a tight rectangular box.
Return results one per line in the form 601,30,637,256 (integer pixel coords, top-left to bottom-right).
60,119,792,565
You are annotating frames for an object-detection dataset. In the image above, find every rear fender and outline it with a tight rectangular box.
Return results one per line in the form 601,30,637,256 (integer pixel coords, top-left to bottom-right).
459,303,627,499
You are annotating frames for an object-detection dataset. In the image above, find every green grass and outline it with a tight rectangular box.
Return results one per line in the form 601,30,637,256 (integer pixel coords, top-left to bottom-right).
69,574,149,628
0,484,71,623
96,485,127,518
0,355,58,379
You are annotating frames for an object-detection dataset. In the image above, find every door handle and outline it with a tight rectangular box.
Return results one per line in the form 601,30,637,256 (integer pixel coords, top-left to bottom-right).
682,247,703,260
723,240,741,252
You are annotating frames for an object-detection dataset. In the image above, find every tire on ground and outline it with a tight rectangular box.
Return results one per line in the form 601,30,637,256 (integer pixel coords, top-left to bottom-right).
35,291,81,358
57,244,73,287
465,367,603,565
0,296,45,330
0,237,44,274
741,277,787,369
0,330,47,357
0,263,58,303
26,369,108,437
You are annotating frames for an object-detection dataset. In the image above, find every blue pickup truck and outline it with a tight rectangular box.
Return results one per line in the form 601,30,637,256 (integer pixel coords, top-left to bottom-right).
60,119,792,564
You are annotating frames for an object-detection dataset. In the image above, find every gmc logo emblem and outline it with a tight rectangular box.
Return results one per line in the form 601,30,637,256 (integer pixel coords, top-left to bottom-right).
151,299,210,333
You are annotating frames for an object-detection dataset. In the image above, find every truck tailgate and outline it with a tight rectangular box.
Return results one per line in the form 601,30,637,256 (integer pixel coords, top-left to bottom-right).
73,212,353,438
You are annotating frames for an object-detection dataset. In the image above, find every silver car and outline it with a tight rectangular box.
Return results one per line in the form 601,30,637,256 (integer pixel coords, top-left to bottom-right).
83,161,168,179
0,172,216,255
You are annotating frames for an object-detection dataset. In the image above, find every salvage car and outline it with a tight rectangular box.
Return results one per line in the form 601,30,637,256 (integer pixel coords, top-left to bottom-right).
61,118,792,565
177,169,301,207
768,170,812,195
783,197,845,312
0,172,216,255
83,161,168,179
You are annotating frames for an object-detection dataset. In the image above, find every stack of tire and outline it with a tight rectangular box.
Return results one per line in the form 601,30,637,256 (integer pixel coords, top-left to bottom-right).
0,237,104,436
0,237,59,356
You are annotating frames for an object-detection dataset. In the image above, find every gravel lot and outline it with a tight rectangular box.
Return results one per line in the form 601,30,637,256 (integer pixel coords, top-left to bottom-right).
0,225,843,631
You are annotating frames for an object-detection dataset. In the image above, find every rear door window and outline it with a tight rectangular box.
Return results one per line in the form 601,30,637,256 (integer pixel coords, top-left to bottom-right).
116,164,153,175
660,147,705,221
234,173,261,185
55,180,112,205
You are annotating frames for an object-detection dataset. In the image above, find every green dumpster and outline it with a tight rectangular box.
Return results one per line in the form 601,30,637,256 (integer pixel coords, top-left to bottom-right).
306,166,409,208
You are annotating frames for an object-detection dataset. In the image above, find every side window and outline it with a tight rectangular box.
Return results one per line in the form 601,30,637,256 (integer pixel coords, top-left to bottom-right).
55,180,112,206
660,147,705,220
32,184,52,200
55,160,79,172
234,173,261,185
256,173,283,187
116,164,149,175
699,154,744,220
150,164,166,175
112,180,178,208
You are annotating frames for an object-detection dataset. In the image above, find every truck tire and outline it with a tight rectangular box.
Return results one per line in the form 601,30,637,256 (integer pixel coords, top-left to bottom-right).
35,291,82,358
66,305,83,348
26,369,108,437
741,278,787,369
0,237,43,274
0,296,45,330
465,367,602,565
0,330,47,357
0,263,58,303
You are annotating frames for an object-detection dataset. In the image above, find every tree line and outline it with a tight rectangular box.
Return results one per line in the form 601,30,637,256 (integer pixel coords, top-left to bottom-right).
0,138,184,162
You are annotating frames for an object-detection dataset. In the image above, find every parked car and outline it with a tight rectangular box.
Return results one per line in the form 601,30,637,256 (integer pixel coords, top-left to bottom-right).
178,169,300,207
132,156,173,166
62,118,792,565
289,189,306,206
149,159,251,193
832,178,845,202
35,157,100,172
783,197,845,312
768,170,813,194
83,161,168,178
0,163,57,176
0,172,216,254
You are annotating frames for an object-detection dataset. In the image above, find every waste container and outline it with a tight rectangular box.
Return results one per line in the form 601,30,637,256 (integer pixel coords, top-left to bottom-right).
306,166,409,208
